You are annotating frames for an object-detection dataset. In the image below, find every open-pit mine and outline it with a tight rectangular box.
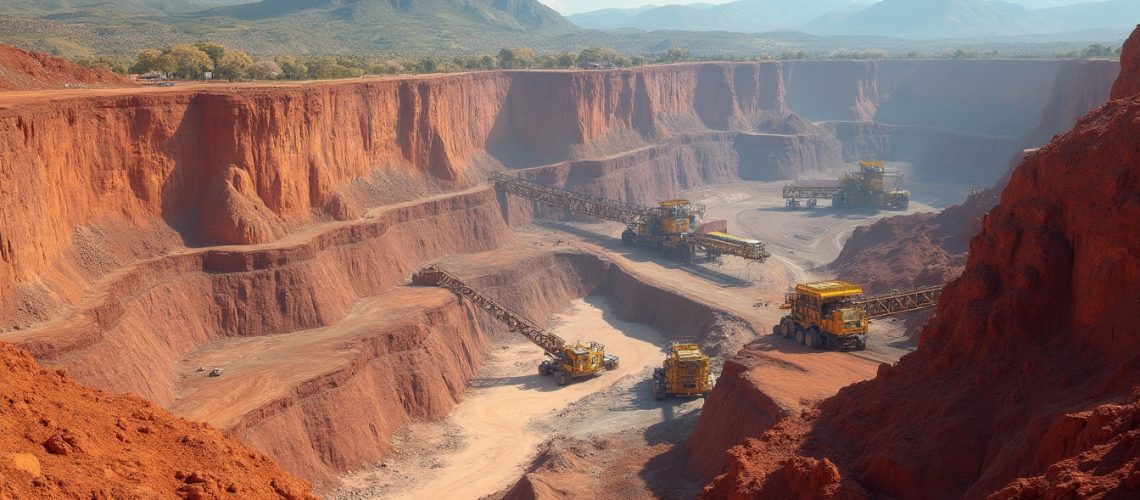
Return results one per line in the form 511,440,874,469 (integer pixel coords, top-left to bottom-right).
2,36,1138,498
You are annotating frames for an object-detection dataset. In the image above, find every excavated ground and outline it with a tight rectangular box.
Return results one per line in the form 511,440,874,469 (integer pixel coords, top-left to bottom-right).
325,176,971,498
0,56,1119,498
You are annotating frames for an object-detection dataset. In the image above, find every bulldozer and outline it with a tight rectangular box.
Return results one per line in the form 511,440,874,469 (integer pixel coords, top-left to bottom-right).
413,265,618,385
775,280,943,351
652,342,715,400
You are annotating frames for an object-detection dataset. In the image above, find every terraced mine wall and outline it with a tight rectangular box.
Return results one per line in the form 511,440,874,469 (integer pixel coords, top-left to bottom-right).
0,58,1119,486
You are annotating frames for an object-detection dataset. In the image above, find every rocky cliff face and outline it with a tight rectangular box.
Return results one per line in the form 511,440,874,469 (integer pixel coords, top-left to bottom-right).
699,27,1140,499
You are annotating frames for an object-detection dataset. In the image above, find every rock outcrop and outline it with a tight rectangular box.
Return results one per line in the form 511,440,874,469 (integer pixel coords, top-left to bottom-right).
699,26,1140,499
0,341,314,499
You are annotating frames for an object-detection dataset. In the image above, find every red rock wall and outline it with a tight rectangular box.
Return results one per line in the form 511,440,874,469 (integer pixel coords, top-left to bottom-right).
700,26,1140,499
7,188,515,404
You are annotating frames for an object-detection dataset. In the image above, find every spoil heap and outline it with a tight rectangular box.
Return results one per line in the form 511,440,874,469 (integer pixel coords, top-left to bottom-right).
0,342,315,499
0,44,129,90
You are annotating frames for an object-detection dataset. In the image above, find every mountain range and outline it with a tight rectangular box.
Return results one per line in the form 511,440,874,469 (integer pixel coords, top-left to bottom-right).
0,0,1130,57
568,0,1140,39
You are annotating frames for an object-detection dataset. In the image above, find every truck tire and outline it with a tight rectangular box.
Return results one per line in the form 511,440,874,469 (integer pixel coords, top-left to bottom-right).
538,361,551,377
554,370,570,386
621,229,636,246
796,330,806,346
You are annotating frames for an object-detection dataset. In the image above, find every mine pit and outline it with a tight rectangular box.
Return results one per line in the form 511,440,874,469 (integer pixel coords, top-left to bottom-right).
0,51,1130,498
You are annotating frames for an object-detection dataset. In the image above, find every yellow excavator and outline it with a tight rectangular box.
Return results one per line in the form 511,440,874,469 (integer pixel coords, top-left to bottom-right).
652,342,714,400
412,265,618,385
776,280,943,351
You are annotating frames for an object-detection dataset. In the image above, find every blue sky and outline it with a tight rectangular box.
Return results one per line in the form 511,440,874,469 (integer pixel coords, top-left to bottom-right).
540,0,1094,16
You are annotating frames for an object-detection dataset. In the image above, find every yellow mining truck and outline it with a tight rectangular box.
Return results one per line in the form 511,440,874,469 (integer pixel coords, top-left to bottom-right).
775,280,944,351
651,342,715,400
413,265,618,385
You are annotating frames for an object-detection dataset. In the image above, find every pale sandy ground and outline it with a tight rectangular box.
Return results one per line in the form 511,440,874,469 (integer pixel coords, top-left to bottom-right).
329,177,970,498
332,298,671,499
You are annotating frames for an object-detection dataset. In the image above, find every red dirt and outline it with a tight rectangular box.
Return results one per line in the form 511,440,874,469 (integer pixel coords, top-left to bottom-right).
0,44,129,91
0,341,314,499
699,25,1140,499
826,187,998,294
0,55,1120,491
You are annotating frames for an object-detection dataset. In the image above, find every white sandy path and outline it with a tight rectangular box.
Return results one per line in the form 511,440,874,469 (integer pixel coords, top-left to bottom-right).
386,298,666,500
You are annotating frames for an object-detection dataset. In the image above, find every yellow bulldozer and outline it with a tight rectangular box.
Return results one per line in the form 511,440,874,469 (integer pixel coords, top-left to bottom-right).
652,342,714,400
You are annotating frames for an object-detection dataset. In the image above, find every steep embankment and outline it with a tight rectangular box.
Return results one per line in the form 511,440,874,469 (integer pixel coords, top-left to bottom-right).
0,44,129,90
699,27,1140,499
0,59,1117,330
0,56,1120,488
0,342,314,499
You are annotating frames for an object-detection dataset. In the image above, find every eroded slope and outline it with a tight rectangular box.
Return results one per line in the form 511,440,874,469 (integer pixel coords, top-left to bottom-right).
699,26,1140,499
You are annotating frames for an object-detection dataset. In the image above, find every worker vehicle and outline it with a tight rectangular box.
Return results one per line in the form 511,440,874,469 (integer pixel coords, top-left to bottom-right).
782,161,910,210
776,280,943,351
490,173,769,263
413,265,618,385
652,342,714,400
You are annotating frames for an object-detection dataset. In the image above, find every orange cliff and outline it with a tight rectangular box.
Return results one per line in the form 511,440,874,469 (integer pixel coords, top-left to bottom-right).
1,59,1120,327
696,26,1140,499
0,341,314,498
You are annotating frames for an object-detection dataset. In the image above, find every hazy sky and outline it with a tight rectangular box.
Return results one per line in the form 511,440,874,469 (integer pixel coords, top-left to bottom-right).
541,0,1095,16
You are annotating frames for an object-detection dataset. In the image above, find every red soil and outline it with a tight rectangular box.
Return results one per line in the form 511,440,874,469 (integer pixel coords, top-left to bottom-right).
0,45,129,91
700,25,1140,499
0,342,314,499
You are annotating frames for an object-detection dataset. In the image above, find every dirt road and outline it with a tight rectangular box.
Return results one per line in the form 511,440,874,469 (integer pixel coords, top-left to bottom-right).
333,298,669,499
332,178,963,497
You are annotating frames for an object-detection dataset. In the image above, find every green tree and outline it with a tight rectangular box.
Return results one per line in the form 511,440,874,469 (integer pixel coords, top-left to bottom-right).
577,47,620,67
275,55,308,80
167,45,213,80
194,42,227,68
214,49,252,81
131,49,173,75
497,48,535,70
662,47,692,63
247,59,282,80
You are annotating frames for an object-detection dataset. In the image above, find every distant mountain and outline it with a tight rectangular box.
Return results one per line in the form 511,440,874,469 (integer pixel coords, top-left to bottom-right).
802,0,1062,39
212,0,570,29
1037,0,1140,32
0,0,572,56
568,0,865,32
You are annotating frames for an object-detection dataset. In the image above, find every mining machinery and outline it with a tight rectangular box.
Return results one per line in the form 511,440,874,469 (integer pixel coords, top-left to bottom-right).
782,161,910,210
775,281,943,351
412,265,619,385
490,172,769,263
652,342,715,400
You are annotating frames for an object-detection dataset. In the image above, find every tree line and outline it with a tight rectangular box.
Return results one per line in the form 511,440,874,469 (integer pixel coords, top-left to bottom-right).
72,43,1124,82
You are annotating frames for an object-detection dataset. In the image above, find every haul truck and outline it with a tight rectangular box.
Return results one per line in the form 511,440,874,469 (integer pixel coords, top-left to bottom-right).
776,281,943,351
651,342,715,400
413,265,618,385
